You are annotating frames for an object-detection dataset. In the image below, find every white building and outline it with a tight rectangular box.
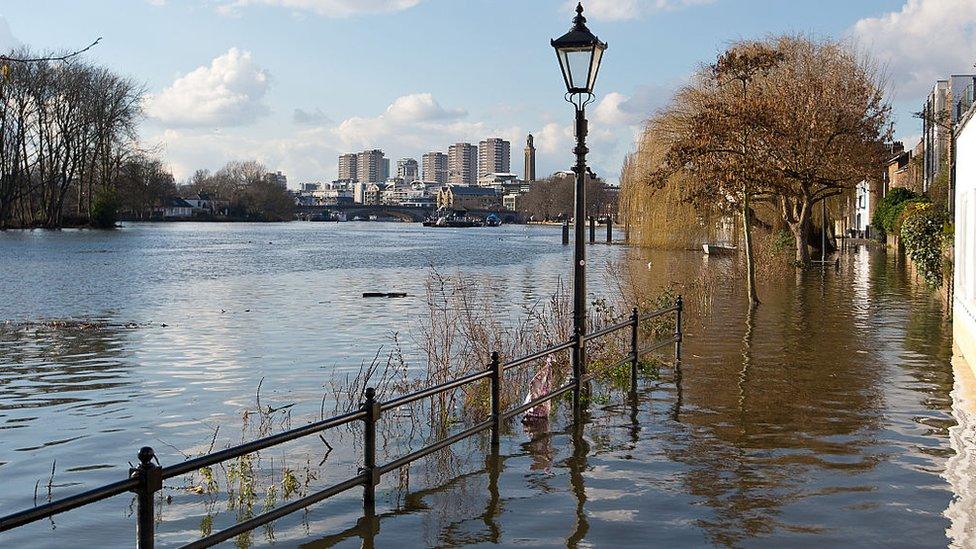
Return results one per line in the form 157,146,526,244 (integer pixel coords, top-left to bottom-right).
955,95,976,374
852,180,871,237
478,138,510,177
422,152,448,184
448,143,478,186
397,158,419,183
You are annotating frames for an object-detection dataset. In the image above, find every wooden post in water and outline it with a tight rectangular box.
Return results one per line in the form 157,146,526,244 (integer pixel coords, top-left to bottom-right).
589,216,595,243
606,219,612,243
562,221,570,245
629,307,639,395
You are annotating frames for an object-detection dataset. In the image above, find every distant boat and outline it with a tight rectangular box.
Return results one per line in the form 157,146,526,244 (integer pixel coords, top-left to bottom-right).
703,243,737,256
485,213,502,227
422,208,484,228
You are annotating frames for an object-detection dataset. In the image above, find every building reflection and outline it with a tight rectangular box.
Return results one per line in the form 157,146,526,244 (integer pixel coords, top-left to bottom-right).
945,352,976,547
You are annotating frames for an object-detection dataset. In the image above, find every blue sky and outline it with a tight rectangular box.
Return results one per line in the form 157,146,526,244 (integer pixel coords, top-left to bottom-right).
2,0,974,186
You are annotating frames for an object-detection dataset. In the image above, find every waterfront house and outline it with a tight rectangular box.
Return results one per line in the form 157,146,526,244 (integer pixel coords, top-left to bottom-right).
436,185,501,211
955,91,976,377
848,179,875,238
182,193,228,216
885,144,918,194
157,197,194,219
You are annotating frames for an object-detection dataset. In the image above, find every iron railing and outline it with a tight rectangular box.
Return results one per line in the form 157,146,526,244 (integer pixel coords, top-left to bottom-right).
0,297,683,548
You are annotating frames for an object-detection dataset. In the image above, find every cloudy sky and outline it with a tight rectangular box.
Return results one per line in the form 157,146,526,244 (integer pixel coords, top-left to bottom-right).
2,0,974,186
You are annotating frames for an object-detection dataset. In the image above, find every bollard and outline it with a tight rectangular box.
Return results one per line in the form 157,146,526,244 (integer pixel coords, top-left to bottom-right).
589,216,595,243
489,351,501,448
562,221,569,245
362,387,380,509
606,219,612,243
674,295,683,362
630,307,639,394
130,446,161,549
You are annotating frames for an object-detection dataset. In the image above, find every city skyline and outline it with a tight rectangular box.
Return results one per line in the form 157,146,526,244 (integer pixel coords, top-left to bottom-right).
3,0,973,187
336,136,517,185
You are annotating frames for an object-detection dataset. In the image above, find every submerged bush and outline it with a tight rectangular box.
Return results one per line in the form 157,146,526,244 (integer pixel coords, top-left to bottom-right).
900,203,949,286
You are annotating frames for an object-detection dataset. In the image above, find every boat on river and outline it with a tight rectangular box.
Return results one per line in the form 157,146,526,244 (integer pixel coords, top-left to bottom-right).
702,243,737,255
422,208,485,228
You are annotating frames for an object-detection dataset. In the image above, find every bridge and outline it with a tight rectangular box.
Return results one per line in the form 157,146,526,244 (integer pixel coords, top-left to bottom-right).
296,204,523,224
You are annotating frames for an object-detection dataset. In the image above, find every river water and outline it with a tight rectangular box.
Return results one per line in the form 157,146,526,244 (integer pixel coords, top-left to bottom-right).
0,222,973,547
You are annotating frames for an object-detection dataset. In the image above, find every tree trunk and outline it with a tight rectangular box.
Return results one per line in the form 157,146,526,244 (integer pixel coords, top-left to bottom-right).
792,215,810,265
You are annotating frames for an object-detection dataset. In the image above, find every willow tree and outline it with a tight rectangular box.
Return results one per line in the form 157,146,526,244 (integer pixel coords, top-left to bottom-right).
650,36,890,270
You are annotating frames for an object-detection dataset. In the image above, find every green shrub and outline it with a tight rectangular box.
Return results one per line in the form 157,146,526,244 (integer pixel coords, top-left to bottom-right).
900,203,949,286
894,199,931,235
90,188,120,229
872,187,919,238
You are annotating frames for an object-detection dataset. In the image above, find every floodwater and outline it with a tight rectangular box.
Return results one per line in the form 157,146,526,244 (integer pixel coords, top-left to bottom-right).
0,222,972,547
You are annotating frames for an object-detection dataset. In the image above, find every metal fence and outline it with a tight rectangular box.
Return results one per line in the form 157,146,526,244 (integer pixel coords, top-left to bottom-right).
0,297,683,548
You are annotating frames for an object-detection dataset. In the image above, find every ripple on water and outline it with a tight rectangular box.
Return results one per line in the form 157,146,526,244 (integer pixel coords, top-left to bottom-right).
0,226,968,547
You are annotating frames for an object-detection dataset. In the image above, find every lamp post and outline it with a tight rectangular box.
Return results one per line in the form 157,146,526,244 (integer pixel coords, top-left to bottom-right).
551,2,607,400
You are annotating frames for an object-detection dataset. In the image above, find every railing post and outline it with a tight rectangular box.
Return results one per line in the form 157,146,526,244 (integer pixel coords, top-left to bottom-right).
589,216,595,243
129,446,161,549
630,307,639,394
674,295,683,362
362,387,380,510
489,351,501,448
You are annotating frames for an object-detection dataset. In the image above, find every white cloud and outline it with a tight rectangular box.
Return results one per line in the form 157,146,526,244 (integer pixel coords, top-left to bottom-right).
219,0,422,17
384,93,466,123
565,0,714,21
148,127,341,185
332,93,478,150
146,48,270,128
536,122,574,157
852,0,976,98
594,82,676,126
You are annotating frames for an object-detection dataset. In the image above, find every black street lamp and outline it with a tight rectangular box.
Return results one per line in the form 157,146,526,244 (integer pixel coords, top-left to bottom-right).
552,2,607,398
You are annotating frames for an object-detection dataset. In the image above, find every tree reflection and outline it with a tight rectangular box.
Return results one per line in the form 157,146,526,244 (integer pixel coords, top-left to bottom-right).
566,411,590,547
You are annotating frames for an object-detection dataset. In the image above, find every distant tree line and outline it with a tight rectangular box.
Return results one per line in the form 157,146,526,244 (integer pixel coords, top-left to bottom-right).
0,47,294,228
180,160,295,222
518,172,616,222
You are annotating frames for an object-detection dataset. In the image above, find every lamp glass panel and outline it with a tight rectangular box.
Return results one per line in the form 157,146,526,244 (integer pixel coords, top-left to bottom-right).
557,48,573,91
587,46,604,91
565,47,593,91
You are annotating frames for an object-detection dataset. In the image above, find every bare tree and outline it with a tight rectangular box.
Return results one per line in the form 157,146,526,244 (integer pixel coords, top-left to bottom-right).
0,46,142,228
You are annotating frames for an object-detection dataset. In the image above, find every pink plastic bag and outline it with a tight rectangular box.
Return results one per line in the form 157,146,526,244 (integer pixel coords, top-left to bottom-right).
522,356,554,424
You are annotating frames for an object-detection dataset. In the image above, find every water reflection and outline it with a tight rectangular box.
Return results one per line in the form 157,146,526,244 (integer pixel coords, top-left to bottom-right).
946,352,976,547
0,228,969,548
566,411,590,548
288,243,968,549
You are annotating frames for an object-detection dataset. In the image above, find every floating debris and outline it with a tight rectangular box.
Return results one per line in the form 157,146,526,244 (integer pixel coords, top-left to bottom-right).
362,292,408,298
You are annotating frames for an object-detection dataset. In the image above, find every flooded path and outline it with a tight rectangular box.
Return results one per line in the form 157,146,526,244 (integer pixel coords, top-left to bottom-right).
0,224,972,547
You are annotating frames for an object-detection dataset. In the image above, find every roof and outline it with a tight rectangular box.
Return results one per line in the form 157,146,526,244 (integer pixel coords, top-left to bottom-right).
446,186,497,196
164,197,193,208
